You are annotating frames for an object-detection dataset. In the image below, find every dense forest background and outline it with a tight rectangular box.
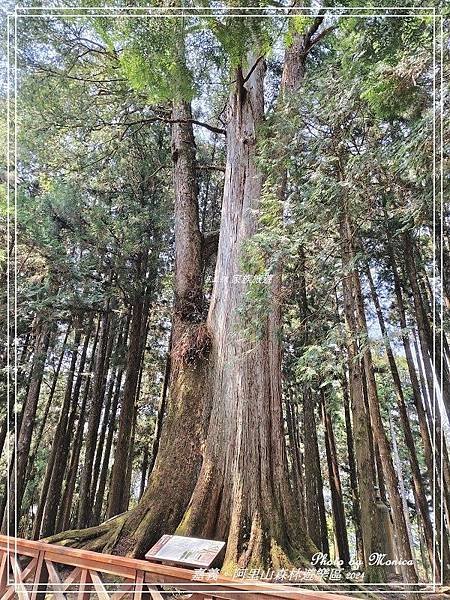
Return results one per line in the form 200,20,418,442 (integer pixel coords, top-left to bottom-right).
1,0,449,588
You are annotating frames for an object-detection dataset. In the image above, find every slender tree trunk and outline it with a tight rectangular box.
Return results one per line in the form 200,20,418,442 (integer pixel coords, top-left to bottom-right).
93,364,124,524
147,340,171,477
387,240,450,568
340,206,417,582
20,323,71,518
304,388,329,555
321,389,350,566
366,265,437,575
341,278,383,578
284,390,305,517
90,316,118,509
123,405,137,511
35,326,83,539
403,233,450,416
298,261,328,552
77,309,112,528
58,378,91,533
90,368,117,513
3,321,51,533
389,414,416,566
340,367,364,567
108,292,147,518
414,243,450,418
27,323,71,472
57,317,101,532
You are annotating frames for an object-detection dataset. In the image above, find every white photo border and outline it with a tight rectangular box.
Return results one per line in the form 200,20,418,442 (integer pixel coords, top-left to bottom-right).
5,4,445,595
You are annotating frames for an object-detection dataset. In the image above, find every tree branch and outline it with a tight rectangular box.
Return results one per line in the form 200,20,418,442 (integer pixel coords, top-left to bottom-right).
124,116,226,136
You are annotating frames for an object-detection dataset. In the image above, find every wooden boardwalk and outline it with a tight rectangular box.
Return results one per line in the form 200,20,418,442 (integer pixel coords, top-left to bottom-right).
0,535,358,600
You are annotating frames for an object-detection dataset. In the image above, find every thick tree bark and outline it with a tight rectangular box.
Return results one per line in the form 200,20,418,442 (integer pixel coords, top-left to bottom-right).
147,341,171,477
284,389,305,518
165,54,315,570
47,26,322,568
139,446,149,501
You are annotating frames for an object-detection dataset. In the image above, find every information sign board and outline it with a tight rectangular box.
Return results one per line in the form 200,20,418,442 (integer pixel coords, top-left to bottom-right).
145,535,225,569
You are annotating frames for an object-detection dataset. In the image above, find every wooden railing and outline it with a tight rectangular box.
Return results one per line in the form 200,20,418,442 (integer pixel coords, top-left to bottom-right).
0,535,355,599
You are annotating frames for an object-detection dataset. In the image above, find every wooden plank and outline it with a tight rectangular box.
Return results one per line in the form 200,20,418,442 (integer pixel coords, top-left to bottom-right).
44,550,135,580
44,559,67,600
89,569,110,600
1,585,18,600
133,570,144,600
30,551,45,600
62,566,82,589
77,568,91,600
146,585,164,600
0,551,8,594
0,539,38,560
9,554,30,599
0,558,38,600
110,583,133,600
19,557,37,583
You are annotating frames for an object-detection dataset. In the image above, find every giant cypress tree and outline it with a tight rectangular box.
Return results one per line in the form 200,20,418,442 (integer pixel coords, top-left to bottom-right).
46,7,322,568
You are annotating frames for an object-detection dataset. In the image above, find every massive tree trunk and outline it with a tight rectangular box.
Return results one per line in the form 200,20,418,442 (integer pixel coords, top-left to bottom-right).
73,98,208,557
164,54,314,571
